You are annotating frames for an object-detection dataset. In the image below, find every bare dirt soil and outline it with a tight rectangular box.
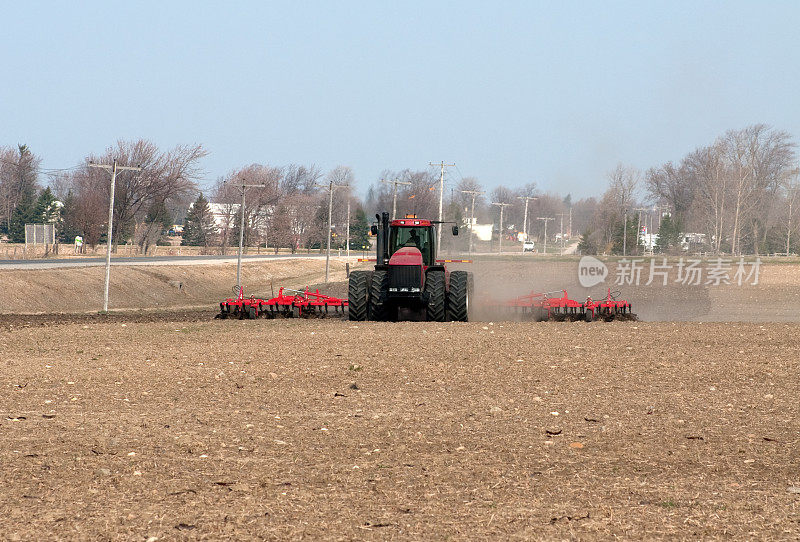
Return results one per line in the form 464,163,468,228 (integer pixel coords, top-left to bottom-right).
0,259,350,315
1,318,799,540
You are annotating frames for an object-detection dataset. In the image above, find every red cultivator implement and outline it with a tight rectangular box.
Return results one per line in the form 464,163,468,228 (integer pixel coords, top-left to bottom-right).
484,288,635,322
217,287,348,319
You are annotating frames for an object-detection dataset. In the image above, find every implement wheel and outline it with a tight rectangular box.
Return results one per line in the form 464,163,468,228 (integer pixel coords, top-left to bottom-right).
425,270,446,322
447,271,470,322
348,271,371,321
368,270,390,321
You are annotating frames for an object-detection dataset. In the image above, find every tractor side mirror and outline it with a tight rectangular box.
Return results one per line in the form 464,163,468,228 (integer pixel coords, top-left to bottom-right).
452,225,459,236
371,225,378,235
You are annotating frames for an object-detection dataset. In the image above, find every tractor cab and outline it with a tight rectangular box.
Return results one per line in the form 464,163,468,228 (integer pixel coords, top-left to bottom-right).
388,217,434,266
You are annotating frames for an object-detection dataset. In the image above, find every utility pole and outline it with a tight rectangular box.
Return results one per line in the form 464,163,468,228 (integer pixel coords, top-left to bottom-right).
537,217,554,255
461,190,484,255
346,194,350,260
224,179,268,293
381,178,412,220
623,209,628,256
429,161,455,253
556,212,566,255
517,196,538,252
633,207,649,255
316,180,350,282
568,206,572,238
491,202,512,253
89,160,142,312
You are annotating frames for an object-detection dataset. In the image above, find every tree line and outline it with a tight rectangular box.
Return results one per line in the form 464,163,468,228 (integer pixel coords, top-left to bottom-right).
2,124,797,256
579,124,798,256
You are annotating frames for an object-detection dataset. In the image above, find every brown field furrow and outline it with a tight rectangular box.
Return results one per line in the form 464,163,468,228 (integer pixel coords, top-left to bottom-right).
1,318,798,540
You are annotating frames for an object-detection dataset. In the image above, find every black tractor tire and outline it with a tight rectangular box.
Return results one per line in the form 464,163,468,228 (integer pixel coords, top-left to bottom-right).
368,270,390,321
447,270,470,322
348,271,371,321
248,306,257,319
425,270,446,322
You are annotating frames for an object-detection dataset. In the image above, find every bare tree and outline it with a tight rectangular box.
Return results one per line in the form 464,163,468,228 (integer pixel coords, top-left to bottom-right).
719,125,795,255
684,143,728,253
606,163,640,212
646,161,695,220
74,140,207,252
282,164,322,195
57,169,107,247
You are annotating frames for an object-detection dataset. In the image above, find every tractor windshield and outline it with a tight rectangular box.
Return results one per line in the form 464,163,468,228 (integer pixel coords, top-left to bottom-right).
389,226,434,266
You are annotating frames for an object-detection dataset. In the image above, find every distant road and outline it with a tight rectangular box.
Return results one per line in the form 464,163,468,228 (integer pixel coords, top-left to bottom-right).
0,253,333,270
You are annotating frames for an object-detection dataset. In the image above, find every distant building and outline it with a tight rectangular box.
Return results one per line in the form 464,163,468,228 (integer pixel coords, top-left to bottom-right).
681,232,707,250
207,203,239,230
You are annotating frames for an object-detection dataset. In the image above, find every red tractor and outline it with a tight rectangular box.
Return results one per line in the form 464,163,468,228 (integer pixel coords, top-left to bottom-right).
348,212,472,321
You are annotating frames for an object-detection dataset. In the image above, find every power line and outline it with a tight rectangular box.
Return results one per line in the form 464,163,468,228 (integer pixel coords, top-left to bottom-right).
0,156,84,174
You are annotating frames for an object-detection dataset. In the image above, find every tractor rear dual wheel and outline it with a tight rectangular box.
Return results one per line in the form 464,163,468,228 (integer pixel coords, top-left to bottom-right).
348,271,371,321
446,270,470,322
425,270,446,322
368,271,390,321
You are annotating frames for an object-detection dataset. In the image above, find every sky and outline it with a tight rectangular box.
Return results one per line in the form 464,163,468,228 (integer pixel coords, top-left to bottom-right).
2,1,800,199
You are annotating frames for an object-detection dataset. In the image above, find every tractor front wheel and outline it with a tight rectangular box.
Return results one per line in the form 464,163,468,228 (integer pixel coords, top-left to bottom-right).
425,270,446,322
348,271,371,321
447,270,470,321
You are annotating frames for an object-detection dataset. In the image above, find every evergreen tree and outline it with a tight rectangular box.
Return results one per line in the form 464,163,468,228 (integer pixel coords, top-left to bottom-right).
655,214,683,253
350,207,370,249
34,187,60,224
58,191,82,243
182,193,215,246
578,229,598,255
610,214,641,255
8,193,36,242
